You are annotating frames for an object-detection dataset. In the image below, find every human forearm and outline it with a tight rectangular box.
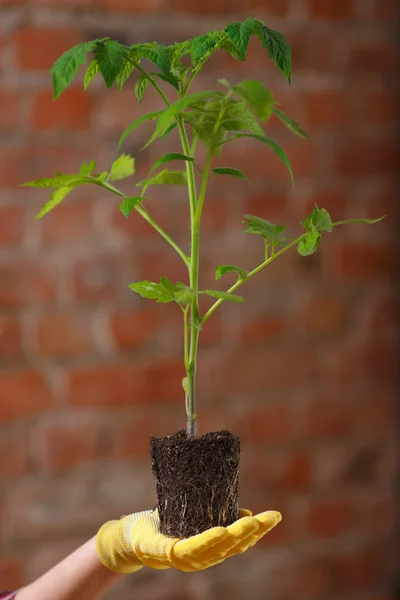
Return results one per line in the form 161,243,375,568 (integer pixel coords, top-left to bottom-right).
16,537,122,600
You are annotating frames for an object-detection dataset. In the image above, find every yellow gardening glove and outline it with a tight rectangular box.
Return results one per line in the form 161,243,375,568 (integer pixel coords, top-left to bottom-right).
96,508,282,574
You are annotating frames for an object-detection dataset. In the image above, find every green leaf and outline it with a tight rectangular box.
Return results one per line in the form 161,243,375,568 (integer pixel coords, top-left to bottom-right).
226,134,293,185
35,186,73,219
219,33,247,60
149,153,194,175
135,74,150,103
335,216,386,226
51,40,96,99
135,44,171,76
109,154,135,181
215,265,248,281
94,40,127,88
117,59,134,91
190,32,220,63
272,108,309,139
225,18,257,59
145,91,218,146
256,24,291,83
129,280,175,303
233,80,275,121
138,169,187,187
202,289,245,303
118,109,164,148
154,72,180,91
84,59,100,90
302,205,333,233
120,196,142,218
79,160,96,176
212,167,249,182
222,100,264,136
243,215,286,242
175,283,196,305
297,231,321,256
162,122,178,138
21,173,85,188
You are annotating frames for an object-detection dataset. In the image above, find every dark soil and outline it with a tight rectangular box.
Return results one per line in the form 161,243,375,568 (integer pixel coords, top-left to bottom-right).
151,429,240,538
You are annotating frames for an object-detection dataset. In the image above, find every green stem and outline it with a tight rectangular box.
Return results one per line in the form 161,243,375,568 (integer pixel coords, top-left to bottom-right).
201,235,305,324
135,205,190,269
128,60,171,107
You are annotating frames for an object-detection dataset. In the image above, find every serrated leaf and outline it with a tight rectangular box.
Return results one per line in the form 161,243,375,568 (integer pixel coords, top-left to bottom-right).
117,59,134,91
233,80,275,121
215,265,248,281
120,196,142,218
175,283,196,305
312,205,333,232
225,18,257,59
219,33,246,60
109,154,135,181
51,40,96,99
94,40,127,88
35,186,73,219
203,289,245,303
222,99,264,135
335,216,386,226
84,59,100,90
212,167,249,182
135,74,150,103
138,169,187,188
149,153,194,175
79,160,96,176
272,108,309,139
129,280,175,303
243,215,286,243
190,32,220,63
135,44,171,76
154,72,180,91
118,110,164,148
21,174,85,188
256,24,291,83
145,91,218,147
227,133,294,185
297,231,321,256
169,40,192,70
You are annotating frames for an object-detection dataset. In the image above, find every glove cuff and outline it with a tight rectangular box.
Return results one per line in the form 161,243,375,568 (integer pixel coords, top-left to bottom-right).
96,518,143,574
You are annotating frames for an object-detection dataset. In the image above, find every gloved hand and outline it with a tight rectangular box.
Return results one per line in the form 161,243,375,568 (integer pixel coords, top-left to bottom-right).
96,508,282,574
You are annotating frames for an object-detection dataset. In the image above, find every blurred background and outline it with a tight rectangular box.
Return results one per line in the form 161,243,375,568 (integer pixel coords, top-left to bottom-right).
0,0,399,599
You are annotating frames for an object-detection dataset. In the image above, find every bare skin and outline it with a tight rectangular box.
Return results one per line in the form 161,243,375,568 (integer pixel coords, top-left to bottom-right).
16,537,122,600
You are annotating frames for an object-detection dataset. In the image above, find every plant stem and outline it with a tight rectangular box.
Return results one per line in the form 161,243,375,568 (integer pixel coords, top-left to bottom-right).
128,60,172,107
201,235,305,324
135,205,190,269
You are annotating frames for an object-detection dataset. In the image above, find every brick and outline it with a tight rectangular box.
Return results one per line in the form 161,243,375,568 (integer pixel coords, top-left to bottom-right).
31,423,101,474
233,404,293,444
72,255,125,303
374,0,400,20
0,205,23,247
110,200,167,240
244,192,288,221
307,499,353,538
324,241,397,281
350,41,399,74
0,430,27,480
0,369,52,422
14,26,81,71
41,197,94,246
170,0,230,13
35,312,94,358
32,88,92,131
68,358,184,408
0,557,22,589
301,190,348,222
241,315,286,343
308,396,356,438
297,291,345,335
305,90,348,130
0,90,21,131
102,0,164,11
290,31,337,72
0,315,23,361
110,307,161,352
247,0,290,16
200,198,229,234
308,0,355,18
246,450,311,494
336,136,399,177
0,261,56,309
364,87,399,124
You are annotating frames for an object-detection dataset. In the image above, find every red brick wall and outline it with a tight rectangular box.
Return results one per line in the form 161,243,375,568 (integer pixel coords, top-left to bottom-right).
0,1,399,599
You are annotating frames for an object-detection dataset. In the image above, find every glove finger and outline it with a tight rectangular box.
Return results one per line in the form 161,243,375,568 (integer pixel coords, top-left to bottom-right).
238,508,253,518
171,526,229,568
